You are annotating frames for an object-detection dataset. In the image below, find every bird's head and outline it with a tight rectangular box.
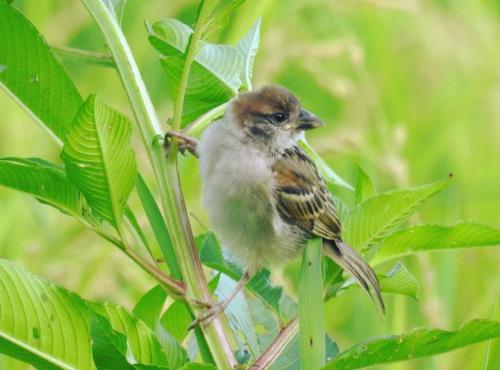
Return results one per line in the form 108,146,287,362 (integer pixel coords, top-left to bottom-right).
228,85,324,146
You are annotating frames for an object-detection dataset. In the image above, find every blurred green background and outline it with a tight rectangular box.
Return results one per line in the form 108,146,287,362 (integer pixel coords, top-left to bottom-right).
1,0,499,369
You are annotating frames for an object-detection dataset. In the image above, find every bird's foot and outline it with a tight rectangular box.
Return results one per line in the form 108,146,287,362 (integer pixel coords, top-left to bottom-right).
188,273,251,329
164,131,199,157
188,300,229,330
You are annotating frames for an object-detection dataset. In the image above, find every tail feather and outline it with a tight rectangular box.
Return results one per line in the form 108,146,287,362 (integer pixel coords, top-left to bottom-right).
323,238,385,313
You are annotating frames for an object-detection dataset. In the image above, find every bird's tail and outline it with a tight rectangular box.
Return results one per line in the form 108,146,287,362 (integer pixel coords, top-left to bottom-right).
323,238,385,313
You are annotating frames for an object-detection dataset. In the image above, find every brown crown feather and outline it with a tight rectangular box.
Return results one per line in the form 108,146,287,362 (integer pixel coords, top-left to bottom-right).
230,85,301,125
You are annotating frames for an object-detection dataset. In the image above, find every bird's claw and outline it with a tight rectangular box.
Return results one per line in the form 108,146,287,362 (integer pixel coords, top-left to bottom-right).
164,131,199,157
188,301,228,330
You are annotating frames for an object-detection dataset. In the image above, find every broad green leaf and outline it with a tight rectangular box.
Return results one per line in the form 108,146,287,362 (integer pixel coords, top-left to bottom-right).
136,175,181,279
0,260,170,370
216,274,260,357
0,1,82,143
339,262,418,300
160,301,192,342
323,257,343,301
247,269,284,314
322,319,500,370
196,231,284,313
0,259,94,370
133,285,168,331
298,139,353,191
148,18,242,125
247,296,337,369
354,166,375,204
91,313,171,370
331,196,349,224
236,17,260,90
197,231,238,279
154,323,188,369
90,303,169,367
0,157,88,220
91,314,134,370
378,262,418,299
204,0,247,38
62,95,137,229
372,222,500,265
343,178,450,250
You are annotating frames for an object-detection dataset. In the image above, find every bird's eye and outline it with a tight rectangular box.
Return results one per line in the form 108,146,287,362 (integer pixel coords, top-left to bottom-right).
273,112,287,123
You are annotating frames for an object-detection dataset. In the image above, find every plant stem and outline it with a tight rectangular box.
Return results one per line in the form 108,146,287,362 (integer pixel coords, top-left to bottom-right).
299,239,326,370
183,102,228,137
93,227,186,298
251,317,299,370
52,46,116,68
80,1,236,367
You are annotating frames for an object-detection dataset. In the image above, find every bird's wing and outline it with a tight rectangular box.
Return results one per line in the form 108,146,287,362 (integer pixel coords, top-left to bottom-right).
273,145,385,313
271,145,341,239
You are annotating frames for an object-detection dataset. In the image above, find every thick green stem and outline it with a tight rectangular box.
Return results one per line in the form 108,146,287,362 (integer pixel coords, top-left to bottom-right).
80,1,236,368
299,239,326,370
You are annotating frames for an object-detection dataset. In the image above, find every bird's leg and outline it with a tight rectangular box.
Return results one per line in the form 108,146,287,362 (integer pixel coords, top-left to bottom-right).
189,272,251,329
164,131,199,157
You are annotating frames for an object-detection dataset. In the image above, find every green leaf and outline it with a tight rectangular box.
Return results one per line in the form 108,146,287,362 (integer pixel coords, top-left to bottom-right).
323,257,343,301
343,178,450,250
136,175,181,279
148,18,242,124
378,262,418,299
133,285,168,331
90,303,169,367
197,232,238,279
322,319,500,370
125,207,155,258
236,17,260,90
354,166,375,204
216,274,260,357
0,259,94,370
62,95,137,229
0,259,171,370
372,222,500,265
339,262,418,300
154,323,188,369
91,314,134,370
0,1,82,143
197,231,284,313
247,296,337,369
204,0,247,38
0,157,87,220
160,301,192,343
91,313,172,370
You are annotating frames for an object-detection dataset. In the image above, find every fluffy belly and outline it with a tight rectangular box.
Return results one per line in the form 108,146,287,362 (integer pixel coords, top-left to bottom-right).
204,179,303,271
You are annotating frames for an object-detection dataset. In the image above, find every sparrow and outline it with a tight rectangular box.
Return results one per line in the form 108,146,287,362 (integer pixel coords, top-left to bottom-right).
167,85,384,324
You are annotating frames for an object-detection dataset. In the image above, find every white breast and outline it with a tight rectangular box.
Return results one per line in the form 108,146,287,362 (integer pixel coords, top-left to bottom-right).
198,119,302,272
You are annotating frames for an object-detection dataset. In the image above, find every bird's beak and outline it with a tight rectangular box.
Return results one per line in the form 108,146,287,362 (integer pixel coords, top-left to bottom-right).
295,109,324,131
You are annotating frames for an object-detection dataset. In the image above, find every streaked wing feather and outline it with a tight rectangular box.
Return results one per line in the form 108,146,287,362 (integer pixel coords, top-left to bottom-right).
272,145,341,238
